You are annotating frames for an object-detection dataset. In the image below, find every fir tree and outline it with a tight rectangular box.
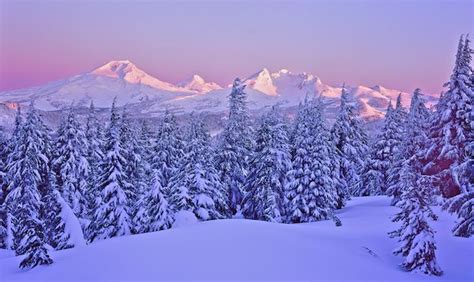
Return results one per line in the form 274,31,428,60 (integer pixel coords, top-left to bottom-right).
42,172,74,250
331,87,369,201
390,160,442,276
360,101,402,196
52,109,90,224
424,35,473,198
84,101,105,223
442,35,474,237
169,116,224,220
242,106,291,222
387,89,430,205
4,104,53,268
142,169,173,232
152,110,184,197
215,78,253,216
88,99,132,242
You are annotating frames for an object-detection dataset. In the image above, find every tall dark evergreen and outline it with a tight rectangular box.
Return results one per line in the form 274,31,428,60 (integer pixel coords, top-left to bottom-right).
215,78,253,216
88,99,132,242
4,104,53,268
441,35,474,237
242,106,291,222
331,87,369,200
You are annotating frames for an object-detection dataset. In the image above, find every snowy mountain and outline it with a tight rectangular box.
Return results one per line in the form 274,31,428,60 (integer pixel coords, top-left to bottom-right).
0,60,437,123
177,74,222,93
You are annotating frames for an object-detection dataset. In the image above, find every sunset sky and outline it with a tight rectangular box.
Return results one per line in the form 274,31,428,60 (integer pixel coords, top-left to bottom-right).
0,0,472,94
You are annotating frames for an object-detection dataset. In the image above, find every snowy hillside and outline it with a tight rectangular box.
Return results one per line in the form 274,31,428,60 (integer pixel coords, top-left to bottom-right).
0,196,472,282
0,60,437,123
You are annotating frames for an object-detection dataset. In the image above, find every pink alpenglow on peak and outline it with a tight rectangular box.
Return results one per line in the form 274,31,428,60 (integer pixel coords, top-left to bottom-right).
92,60,185,93
177,74,222,93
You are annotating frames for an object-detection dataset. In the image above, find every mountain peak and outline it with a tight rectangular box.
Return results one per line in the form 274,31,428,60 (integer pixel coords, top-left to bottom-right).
178,74,221,93
91,60,183,92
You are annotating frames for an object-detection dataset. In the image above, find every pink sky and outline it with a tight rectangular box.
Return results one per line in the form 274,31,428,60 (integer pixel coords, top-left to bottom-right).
0,0,472,94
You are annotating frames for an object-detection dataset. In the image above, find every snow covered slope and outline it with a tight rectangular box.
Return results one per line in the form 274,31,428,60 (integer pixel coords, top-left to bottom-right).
0,197,471,282
0,61,437,122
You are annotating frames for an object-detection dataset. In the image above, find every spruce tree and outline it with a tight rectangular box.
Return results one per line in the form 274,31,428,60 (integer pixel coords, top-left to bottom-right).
390,160,442,276
387,89,430,205
169,116,224,220
52,109,90,225
424,35,473,198
242,106,291,222
84,101,105,224
142,169,173,232
215,78,253,216
88,99,132,242
360,101,402,196
331,87,369,200
4,104,53,268
152,110,184,197
442,35,474,237
1,107,22,250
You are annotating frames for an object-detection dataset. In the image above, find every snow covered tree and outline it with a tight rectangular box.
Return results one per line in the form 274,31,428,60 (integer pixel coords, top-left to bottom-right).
331,87,369,200
168,116,225,221
42,172,74,250
390,160,442,276
424,35,473,198
4,104,53,268
84,101,105,221
138,169,173,232
215,78,253,216
441,35,474,237
387,89,430,205
119,109,150,233
0,128,8,249
88,99,132,242
242,106,291,222
385,94,409,201
0,107,22,250
52,109,90,225
152,110,184,196
360,101,403,196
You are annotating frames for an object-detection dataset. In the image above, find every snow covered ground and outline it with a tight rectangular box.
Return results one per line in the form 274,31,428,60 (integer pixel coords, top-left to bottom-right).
0,196,472,282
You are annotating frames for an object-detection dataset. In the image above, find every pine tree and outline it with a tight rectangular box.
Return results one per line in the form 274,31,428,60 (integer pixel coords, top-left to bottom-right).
390,160,442,276
0,128,8,249
4,104,53,268
360,101,402,196
119,109,149,233
387,89,430,205
84,101,105,224
424,35,473,198
88,99,132,242
442,35,474,237
169,116,224,220
215,78,253,216
242,106,291,222
142,169,173,232
0,107,22,250
331,87,369,201
42,172,74,250
52,109,90,225
152,110,184,197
